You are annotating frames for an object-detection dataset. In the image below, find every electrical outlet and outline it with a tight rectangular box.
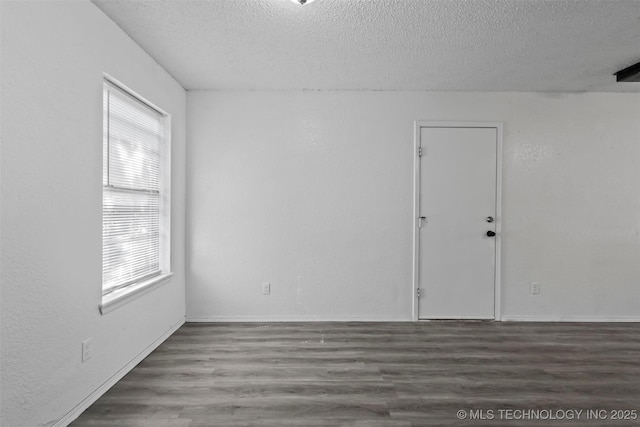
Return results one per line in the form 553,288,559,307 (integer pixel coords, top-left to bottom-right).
262,282,271,295
531,282,540,295
82,338,93,362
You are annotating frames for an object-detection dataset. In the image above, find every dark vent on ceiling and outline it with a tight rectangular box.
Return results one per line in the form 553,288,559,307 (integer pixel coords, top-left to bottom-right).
615,61,640,82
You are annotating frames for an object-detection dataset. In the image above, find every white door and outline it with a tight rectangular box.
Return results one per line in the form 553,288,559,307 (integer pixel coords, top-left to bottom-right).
418,126,498,319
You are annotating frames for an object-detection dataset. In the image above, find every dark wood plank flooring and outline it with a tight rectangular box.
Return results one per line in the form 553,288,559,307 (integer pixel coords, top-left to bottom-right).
71,322,640,426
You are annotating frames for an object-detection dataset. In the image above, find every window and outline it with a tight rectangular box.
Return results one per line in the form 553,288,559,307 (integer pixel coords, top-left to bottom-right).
102,78,171,308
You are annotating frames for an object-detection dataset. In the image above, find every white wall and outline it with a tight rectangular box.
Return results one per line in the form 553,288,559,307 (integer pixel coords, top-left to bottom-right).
186,91,640,322
1,1,186,426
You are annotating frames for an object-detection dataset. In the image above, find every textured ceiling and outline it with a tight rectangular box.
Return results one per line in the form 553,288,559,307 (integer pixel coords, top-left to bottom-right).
92,0,640,91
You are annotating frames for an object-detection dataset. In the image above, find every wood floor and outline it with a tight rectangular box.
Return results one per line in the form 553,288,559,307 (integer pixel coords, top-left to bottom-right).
71,322,640,427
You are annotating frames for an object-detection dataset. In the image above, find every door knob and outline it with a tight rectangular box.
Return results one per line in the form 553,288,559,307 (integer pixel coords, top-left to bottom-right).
486,231,496,237
486,216,494,223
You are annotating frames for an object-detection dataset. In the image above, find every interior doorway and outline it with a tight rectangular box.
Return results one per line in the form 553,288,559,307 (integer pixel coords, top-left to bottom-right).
413,122,502,320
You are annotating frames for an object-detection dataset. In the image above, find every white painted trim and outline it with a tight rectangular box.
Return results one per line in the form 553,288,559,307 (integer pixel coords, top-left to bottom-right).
103,73,169,116
100,272,174,314
412,121,504,321
502,315,640,322
412,121,421,321
419,316,496,321
494,123,504,321
54,318,185,427
186,316,414,322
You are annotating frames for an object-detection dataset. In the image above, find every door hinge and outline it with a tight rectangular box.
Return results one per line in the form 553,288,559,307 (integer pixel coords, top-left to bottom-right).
417,288,421,298
418,147,422,157
418,216,427,228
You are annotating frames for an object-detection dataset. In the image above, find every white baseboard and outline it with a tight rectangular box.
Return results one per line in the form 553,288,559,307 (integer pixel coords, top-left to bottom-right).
501,315,640,322
188,315,640,323
187,315,640,323
54,317,185,427
186,315,413,322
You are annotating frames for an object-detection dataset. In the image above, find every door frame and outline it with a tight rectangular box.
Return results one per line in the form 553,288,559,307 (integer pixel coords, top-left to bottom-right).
412,121,504,321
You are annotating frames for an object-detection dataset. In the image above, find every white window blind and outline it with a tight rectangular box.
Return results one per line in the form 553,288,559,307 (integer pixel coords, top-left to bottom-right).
102,81,165,295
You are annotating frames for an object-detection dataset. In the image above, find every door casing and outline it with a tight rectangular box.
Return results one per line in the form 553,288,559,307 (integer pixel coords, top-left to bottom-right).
412,121,503,321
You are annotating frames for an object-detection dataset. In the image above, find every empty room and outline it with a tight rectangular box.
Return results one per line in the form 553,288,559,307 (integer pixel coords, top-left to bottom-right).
1,0,639,426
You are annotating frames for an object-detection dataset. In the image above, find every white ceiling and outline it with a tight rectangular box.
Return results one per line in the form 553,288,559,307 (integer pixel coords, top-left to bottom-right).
92,0,640,92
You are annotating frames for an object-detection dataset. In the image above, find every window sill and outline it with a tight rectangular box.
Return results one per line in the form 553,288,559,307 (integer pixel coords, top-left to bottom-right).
100,272,174,315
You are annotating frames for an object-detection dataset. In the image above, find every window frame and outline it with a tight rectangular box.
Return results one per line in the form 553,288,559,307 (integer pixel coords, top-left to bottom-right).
100,75,173,314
